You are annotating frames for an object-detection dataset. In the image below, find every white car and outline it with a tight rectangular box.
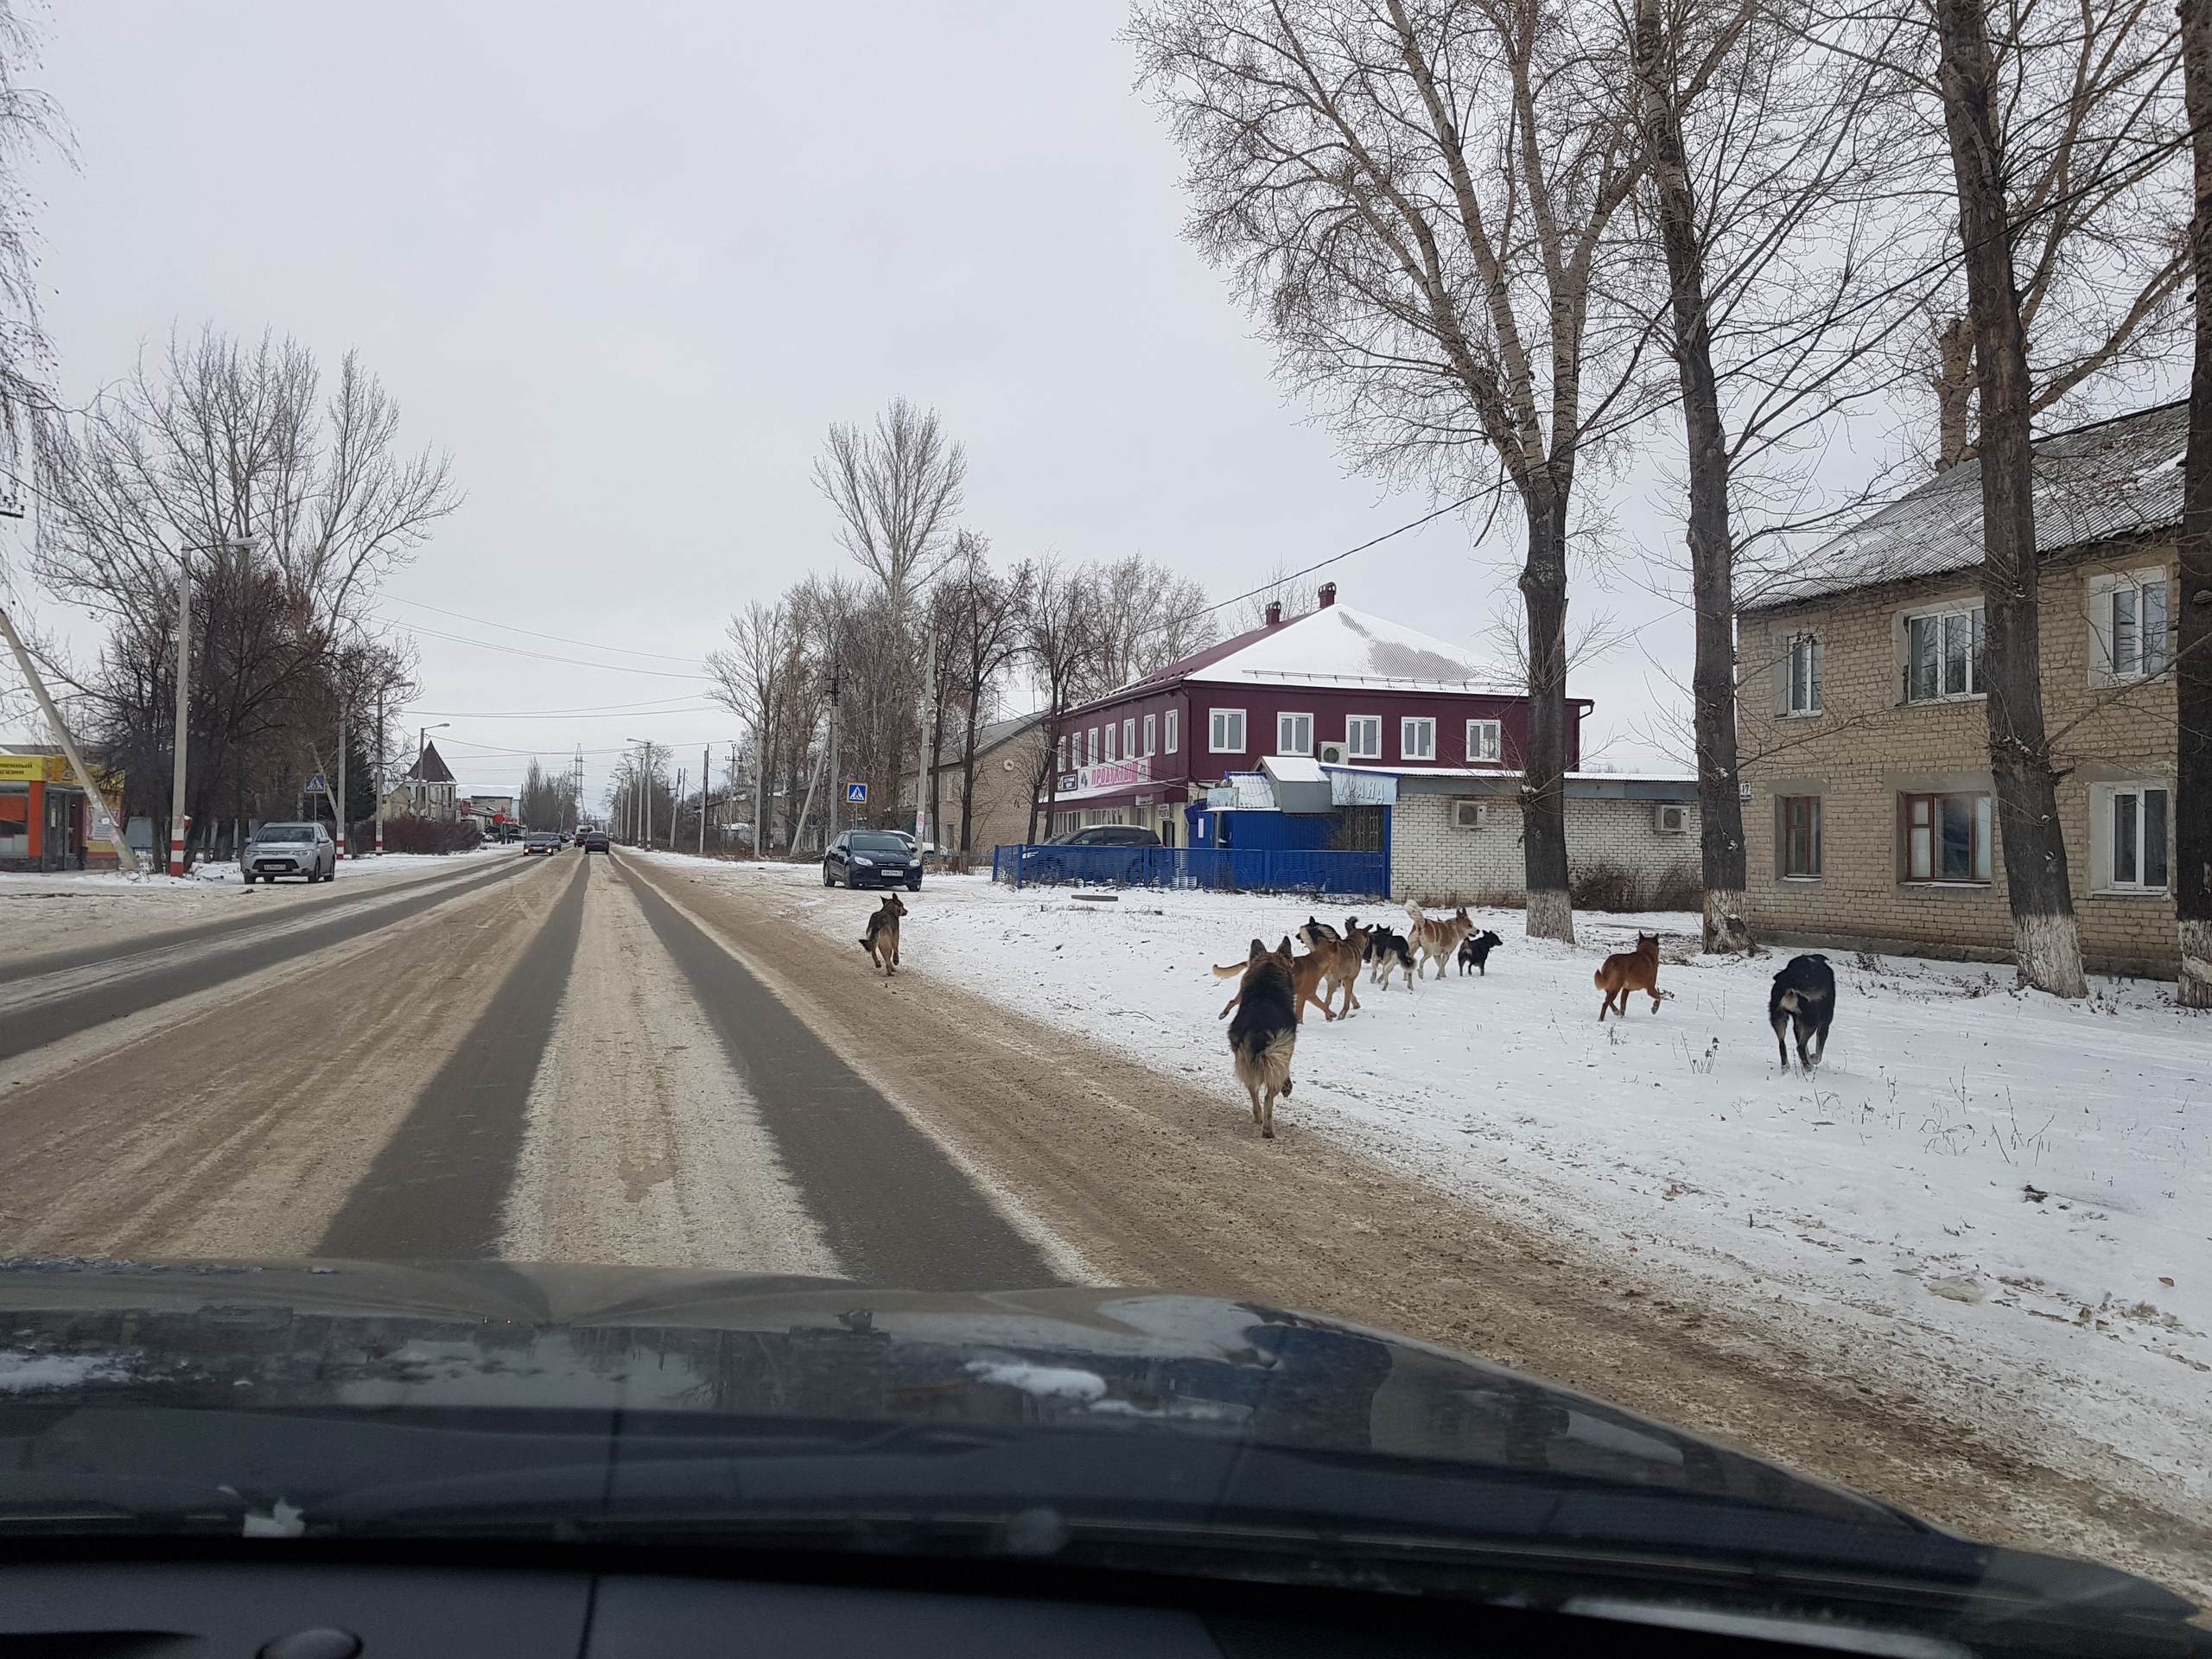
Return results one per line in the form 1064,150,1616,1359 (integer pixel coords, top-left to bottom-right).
242,822,336,884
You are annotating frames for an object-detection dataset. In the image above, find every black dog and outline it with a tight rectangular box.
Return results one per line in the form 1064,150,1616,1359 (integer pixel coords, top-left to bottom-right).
1769,954,1835,1072
1456,930,1504,976
1365,926,1414,988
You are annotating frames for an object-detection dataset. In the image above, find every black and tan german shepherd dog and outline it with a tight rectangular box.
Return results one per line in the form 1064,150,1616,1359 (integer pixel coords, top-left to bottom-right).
1224,938,1298,1138
859,892,909,976
1769,953,1835,1072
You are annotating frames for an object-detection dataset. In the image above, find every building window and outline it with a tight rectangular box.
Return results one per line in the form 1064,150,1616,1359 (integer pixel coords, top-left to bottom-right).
1088,728,1099,766
1905,605,1983,702
1103,722,1117,763
1346,715,1382,759
1122,717,1136,760
2097,784,2170,892
1278,712,1313,755
1465,719,1502,763
1056,734,1069,772
1209,708,1246,753
1165,709,1179,753
1780,796,1821,878
1401,717,1436,760
1903,791,1992,882
2089,569,2170,681
1784,634,1822,715
1143,713,1156,756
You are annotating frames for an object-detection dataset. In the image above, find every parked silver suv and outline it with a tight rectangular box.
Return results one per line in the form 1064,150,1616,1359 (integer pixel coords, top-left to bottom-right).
242,822,335,884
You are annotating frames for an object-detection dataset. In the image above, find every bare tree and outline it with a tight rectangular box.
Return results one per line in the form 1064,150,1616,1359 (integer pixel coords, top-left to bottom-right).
1020,559,1097,842
812,397,969,611
0,1,65,505
943,542,1032,855
1134,0,1656,941
1913,0,2187,469
1233,563,1320,632
31,329,454,843
1071,553,1217,702
1624,0,1907,952
2179,0,2212,1007
706,599,793,858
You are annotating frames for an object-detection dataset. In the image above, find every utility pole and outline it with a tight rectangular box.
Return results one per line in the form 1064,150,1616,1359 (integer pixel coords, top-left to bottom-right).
334,704,346,866
168,553,190,875
0,602,142,876
374,689,385,855
700,744,709,856
827,662,842,842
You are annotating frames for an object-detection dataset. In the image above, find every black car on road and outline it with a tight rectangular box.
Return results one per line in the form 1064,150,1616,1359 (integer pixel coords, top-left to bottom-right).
824,830,921,890
580,829,610,854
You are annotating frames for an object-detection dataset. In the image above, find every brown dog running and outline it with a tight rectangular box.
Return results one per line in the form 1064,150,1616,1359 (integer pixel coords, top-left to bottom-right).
1594,931,1668,1020
1299,917,1371,1018
1405,902,1475,980
859,892,909,976
1215,936,1336,1024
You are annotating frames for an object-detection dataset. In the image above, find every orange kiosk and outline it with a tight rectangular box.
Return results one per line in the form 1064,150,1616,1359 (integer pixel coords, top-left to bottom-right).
0,752,107,872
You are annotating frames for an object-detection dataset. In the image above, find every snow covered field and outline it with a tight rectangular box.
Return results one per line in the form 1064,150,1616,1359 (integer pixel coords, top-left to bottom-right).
663,855,2210,1508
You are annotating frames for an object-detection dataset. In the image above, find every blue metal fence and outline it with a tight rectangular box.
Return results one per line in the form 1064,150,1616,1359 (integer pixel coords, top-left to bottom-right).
990,843,1387,899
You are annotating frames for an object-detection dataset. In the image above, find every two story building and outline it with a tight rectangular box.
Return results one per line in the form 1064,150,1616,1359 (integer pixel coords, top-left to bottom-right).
1042,582,1588,845
1737,403,2181,976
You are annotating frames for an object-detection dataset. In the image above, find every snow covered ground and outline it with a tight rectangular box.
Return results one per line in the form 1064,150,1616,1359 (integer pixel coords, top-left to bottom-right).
656,854,2211,1508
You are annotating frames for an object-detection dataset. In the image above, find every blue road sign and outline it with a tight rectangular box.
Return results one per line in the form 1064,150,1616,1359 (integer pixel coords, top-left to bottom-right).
305,774,328,794
845,782,868,804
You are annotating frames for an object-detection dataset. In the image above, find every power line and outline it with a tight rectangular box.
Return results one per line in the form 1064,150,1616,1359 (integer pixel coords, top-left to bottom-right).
377,595,706,663
399,622,709,678
410,696,719,717
1193,492,1483,620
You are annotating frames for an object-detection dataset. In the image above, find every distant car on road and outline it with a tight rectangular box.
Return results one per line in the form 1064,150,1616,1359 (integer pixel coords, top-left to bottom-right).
824,830,922,891
1045,825,1161,848
522,831,559,855
242,822,335,884
581,829,610,854
1018,823,1164,885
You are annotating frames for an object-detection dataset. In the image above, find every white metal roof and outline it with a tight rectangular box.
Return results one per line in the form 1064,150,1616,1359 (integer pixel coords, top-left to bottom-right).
1745,403,2186,613
1185,604,1513,693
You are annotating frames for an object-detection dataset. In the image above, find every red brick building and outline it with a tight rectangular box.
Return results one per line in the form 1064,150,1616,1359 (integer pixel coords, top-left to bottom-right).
1041,584,1587,844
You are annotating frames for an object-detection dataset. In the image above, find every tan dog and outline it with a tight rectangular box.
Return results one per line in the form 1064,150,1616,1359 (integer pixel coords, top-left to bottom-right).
859,892,909,976
1595,931,1669,1020
1405,902,1474,980
1215,935,1336,1025
1300,917,1371,1019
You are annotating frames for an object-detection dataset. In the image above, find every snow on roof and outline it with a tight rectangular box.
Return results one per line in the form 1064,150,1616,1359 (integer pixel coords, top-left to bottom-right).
1261,754,1327,784
1173,603,1511,693
1745,402,2187,613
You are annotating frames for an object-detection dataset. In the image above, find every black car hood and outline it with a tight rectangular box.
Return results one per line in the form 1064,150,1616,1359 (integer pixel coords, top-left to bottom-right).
0,1258,2197,1654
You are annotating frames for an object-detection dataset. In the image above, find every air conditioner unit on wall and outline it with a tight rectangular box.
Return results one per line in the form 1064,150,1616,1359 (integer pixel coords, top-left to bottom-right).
1452,801,1488,831
1317,742,1346,765
1654,803,1689,835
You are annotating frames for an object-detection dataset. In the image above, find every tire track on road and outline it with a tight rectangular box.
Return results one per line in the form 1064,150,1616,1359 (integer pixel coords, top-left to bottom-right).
0,856,537,1061
618,859,1050,1291
317,856,590,1259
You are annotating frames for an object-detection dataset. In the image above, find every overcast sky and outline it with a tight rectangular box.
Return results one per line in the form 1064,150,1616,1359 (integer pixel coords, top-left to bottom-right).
15,1,1719,804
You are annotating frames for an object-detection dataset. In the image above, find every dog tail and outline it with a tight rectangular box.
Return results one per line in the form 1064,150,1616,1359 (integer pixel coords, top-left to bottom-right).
858,937,872,950
1592,966,1605,988
1212,962,1250,979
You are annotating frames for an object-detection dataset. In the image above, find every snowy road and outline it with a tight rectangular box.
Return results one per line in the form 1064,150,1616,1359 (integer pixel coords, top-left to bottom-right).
1,849,2207,1599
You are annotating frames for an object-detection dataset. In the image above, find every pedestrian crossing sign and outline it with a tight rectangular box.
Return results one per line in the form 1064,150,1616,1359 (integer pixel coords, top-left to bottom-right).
846,783,867,804
305,774,328,794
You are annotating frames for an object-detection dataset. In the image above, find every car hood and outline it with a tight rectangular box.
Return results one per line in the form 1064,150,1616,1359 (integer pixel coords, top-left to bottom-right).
0,1259,2196,1654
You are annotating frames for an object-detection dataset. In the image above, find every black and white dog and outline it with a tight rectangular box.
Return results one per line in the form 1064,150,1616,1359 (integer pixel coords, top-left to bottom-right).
1365,926,1415,989
1456,930,1504,976
1768,954,1835,1072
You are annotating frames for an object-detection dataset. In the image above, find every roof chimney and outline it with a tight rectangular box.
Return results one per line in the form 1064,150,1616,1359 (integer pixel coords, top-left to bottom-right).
1264,601,1283,626
1318,582,1337,608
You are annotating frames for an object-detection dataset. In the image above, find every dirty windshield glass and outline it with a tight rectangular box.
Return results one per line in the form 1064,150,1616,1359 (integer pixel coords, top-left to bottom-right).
0,0,2203,1643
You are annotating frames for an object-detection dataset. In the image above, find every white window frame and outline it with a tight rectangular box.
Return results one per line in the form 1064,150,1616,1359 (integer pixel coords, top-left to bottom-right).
1104,721,1118,763
1277,711,1313,755
1400,716,1436,761
1165,709,1179,754
1122,717,1136,760
1209,708,1246,754
2087,569,2171,683
1903,603,1984,702
2090,781,2171,893
1465,719,1502,764
1345,715,1382,759
1087,727,1099,766
1783,633,1823,716
1142,712,1156,757
1056,734,1070,772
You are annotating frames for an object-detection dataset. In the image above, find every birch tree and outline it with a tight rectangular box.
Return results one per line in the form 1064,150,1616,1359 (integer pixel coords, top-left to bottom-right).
1134,0,1654,940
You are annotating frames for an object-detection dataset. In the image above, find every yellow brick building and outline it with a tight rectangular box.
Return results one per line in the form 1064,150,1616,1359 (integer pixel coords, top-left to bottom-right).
1736,404,2180,977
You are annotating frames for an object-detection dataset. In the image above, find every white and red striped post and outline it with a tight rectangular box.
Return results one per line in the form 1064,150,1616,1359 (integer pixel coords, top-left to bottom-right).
168,816,188,878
